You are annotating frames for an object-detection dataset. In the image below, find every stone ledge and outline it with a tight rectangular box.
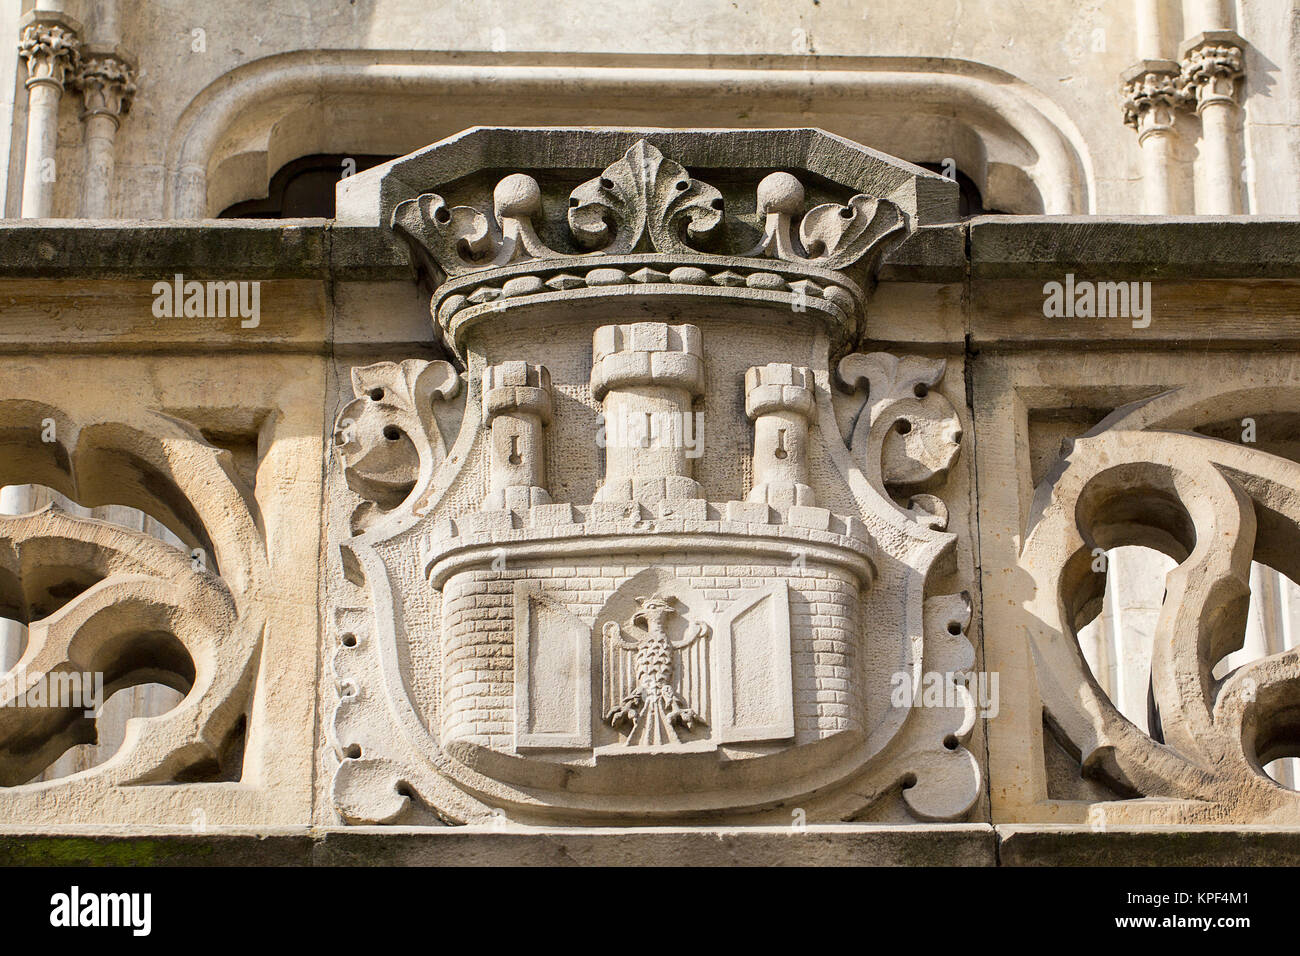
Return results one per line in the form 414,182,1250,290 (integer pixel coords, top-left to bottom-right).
0,219,332,279
0,825,995,866
995,824,1300,866
0,828,317,867
877,224,965,282
6,824,1300,866
969,215,1300,279
2,218,1299,284
0,221,959,284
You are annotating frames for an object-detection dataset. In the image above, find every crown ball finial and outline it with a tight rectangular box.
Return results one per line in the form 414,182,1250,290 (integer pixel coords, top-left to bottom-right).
494,173,542,219
756,172,805,217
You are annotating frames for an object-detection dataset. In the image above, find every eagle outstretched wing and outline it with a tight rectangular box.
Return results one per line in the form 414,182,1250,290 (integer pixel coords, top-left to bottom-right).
673,621,710,731
602,621,640,722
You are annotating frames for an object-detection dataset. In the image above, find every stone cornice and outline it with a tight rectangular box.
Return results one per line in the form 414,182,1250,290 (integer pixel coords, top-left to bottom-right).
966,215,1300,279
0,219,1298,282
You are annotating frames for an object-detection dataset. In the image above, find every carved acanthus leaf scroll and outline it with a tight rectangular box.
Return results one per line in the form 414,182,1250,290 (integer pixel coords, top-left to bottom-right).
568,140,724,255
392,175,567,278
391,140,907,285
837,352,963,527
334,359,462,521
744,172,906,270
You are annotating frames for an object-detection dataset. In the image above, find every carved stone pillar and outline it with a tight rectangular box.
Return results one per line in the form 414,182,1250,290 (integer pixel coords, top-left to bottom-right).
17,11,80,219
745,363,815,513
1121,60,1187,214
1180,31,1246,214
74,47,136,219
591,322,703,506
482,361,552,511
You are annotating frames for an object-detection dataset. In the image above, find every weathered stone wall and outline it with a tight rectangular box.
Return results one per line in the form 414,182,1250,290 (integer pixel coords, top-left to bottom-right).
3,1,1299,219
0,202,1291,857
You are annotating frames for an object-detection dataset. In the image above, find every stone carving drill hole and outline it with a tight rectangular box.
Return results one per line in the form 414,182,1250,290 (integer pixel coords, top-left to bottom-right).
368,388,384,401
895,419,912,435
344,744,362,759
382,426,401,442
340,632,358,648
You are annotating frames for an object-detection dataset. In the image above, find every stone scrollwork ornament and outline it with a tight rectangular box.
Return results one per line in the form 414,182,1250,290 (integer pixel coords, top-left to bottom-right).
745,172,905,271
0,399,267,804
567,140,725,254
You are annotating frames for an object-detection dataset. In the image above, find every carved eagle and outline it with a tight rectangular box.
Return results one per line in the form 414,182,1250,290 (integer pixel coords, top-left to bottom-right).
602,596,710,747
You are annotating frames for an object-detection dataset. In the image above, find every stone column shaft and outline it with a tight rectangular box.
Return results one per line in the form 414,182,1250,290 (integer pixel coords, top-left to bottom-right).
75,48,136,218
1135,0,1169,60
1197,95,1240,214
21,81,61,218
1185,0,1233,30
18,13,81,219
1180,31,1246,214
82,111,116,217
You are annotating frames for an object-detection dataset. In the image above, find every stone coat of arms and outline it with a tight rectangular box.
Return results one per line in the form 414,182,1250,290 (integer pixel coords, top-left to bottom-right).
327,128,978,825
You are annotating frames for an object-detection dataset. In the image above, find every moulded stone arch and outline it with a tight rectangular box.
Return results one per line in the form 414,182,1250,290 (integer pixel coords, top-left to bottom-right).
164,51,1095,218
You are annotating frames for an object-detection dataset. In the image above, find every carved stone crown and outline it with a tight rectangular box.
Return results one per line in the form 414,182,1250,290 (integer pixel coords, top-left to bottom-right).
394,139,906,277
353,128,957,353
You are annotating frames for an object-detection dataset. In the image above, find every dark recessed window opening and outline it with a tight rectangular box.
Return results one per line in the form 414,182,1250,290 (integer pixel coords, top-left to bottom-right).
218,153,397,219
915,163,1007,217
